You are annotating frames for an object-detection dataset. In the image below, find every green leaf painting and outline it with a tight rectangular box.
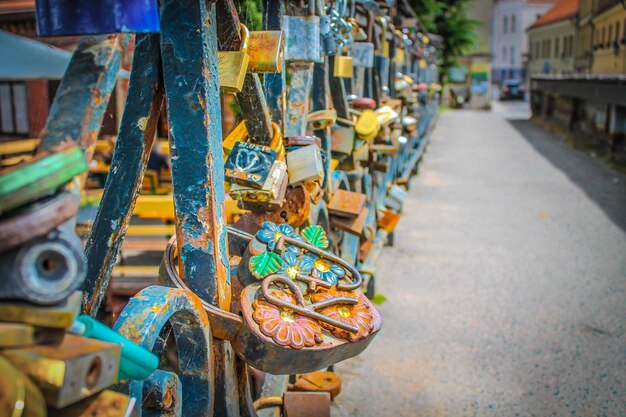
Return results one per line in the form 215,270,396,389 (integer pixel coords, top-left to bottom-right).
250,251,283,279
301,225,329,249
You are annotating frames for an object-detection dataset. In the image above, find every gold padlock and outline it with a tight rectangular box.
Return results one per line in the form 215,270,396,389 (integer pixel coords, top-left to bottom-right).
218,23,250,94
248,30,284,73
355,109,381,141
333,54,353,78
223,120,285,160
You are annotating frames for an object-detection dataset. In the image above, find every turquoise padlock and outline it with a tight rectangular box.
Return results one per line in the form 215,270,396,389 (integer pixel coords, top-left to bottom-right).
71,315,159,381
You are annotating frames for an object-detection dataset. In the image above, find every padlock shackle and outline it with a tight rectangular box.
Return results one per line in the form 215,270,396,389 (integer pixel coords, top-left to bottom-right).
239,23,250,53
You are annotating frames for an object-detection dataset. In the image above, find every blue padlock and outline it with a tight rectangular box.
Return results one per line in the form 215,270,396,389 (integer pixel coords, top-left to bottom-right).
36,0,160,36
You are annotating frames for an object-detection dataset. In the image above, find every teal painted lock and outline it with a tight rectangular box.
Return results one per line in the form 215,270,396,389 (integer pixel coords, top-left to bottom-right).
283,15,322,62
72,315,159,381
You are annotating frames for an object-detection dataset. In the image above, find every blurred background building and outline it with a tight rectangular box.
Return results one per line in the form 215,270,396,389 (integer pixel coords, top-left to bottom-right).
491,0,556,83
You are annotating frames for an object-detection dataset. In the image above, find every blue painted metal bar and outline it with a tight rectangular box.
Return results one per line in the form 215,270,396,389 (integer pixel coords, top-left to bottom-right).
328,56,348,119
160,0,231,311
284,62,314,137
115,285,213,417
39,35,127,156
262,0,286,133
312,61,331,193
82,34,164,317
216,0,274,144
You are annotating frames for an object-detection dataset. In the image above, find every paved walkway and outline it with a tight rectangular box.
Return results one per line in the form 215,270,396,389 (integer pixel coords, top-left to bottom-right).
332,106,626,416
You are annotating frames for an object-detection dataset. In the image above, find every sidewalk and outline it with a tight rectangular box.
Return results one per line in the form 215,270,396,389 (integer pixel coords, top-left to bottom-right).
331,107,626,416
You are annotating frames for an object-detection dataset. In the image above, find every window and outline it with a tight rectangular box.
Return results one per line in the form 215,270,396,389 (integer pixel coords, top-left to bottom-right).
536,42,540,59
0,82,28,135
616,22,620,42
608,25,613,47
511,46,515,65
504,16,509,33
602,27,606,47
511,15,517,33
555,37,560,57
503,46,507,61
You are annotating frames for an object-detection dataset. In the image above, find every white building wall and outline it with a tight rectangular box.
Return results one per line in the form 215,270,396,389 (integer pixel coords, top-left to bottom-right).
492,0,555,82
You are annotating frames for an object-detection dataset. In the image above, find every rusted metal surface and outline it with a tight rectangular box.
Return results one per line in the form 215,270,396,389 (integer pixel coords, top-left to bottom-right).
114,285,213,417
327,189,366,218
283,392,330,417
249,185,311,228
0,191,77,253
261,0,286,133
159,236,244,342
160,0,231,311
285,62,314,137
256,375,288,417
38,35,128,158
293,371,342,399
83,34,164,317
52,389,137,417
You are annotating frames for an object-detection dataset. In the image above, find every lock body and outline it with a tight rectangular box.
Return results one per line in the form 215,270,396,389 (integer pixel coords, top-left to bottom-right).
333,55,353,78
231,160,288,210
284,16,322,62
218,50,250,94
225,141,278,189
331,126,356,155
248,31,285,73
351,42,375,68
355,109,381,141
3,335,121,408
286,145,324,186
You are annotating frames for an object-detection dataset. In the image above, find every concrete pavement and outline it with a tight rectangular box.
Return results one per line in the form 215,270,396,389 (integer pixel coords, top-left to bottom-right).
331,105,626,416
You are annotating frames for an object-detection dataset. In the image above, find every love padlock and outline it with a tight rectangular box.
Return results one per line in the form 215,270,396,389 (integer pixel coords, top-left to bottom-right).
231,160,288,211
233,223,382,374
219,23,251,94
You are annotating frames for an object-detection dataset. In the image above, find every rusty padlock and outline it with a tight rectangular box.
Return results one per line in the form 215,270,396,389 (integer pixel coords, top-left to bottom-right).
248,184,311,228
231,160,288,210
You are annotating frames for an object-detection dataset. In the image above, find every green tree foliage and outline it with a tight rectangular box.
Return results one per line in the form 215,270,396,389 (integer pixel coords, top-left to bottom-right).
236,0,263,31
410,0,479,80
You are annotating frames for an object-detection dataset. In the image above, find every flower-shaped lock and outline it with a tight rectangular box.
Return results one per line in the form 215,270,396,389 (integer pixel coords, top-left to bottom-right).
311,288,374,342
309,255,346,285
256,222,303,254
280,252,314,280
252,289,323,349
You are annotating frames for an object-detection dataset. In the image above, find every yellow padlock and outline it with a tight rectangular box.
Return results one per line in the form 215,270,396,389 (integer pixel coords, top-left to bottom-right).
223,120,285,160
355,109,381,141
334,54,353,78
218,23,250,94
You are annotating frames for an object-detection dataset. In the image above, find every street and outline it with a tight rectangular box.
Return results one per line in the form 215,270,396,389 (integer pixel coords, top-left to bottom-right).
331,102,626,416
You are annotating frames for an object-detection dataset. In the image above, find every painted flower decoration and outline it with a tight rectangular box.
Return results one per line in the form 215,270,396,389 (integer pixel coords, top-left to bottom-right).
256,222,302,254
252,289,323,349
309,255,346,285
280,252,314,280
311,289,373,342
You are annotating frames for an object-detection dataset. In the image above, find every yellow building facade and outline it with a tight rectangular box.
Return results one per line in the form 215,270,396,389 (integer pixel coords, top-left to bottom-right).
591,2,626,74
